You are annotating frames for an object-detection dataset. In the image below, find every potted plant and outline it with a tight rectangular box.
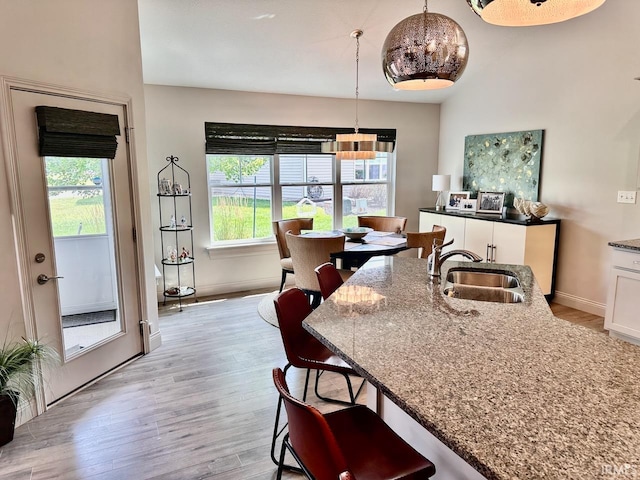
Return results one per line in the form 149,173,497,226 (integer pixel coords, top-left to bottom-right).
0,337,58,446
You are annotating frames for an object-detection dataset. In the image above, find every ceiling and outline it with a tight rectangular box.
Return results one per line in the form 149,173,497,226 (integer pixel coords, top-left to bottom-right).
136,0,547,104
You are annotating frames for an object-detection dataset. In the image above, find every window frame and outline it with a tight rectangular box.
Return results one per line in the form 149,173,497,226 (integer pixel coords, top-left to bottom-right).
204,122,396,250
206,152,396,247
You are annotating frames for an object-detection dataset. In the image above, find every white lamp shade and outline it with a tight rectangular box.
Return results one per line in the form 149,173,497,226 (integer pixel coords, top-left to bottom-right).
432,174,451,192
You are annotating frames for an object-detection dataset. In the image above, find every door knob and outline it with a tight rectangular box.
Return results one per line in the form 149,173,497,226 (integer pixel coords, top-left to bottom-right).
37,274,64,285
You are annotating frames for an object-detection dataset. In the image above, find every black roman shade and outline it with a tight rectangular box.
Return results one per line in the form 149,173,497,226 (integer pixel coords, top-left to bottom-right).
36,106,121,159
205,122,396,155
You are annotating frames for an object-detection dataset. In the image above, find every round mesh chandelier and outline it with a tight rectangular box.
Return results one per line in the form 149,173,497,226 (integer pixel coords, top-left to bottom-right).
381,0,469,91
466,0,607,26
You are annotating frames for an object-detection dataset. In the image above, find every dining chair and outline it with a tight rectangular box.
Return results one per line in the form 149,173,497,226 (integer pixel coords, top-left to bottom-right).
406,225,447,259
315,262,345,300
272,367,436,480
357,215,407,233
285,231,352,308
272,218,314,292
271,288,365,469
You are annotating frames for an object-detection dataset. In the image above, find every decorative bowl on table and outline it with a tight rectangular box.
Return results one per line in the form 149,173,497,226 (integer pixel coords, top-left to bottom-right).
340,227,373,241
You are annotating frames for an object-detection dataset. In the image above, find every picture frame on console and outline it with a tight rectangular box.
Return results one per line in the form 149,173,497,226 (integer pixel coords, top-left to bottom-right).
478,191,505,214
460,199,477,213
446,191,470,210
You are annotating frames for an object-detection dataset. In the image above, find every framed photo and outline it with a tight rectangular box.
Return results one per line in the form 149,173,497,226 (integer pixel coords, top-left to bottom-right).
446,191,470,210
478,191,506,214
460,199,477,213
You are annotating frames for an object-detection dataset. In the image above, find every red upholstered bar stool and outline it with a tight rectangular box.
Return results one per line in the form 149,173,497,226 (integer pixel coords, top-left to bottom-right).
315,262,345,300
272,367,436,480
270,288,365,468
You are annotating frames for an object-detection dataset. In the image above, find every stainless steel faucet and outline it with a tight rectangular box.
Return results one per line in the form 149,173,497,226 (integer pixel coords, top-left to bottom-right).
427,239,483,279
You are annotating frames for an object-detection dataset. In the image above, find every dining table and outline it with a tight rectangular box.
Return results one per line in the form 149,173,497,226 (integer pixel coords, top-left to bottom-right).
300,229,408,269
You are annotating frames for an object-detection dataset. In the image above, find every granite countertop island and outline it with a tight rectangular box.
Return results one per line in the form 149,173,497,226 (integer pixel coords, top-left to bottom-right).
303,257,640,480
608,239,640,252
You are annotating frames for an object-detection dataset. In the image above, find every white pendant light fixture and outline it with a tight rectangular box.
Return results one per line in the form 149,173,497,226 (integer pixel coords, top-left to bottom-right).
322,30,394,160
382,0,469,91
466,0,607,26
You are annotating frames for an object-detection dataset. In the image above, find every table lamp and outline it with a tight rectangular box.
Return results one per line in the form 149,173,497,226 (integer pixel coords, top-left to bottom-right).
432,174,451,211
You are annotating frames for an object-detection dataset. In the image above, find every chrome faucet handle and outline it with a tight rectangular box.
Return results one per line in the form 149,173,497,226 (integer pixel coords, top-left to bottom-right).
434,238,454,252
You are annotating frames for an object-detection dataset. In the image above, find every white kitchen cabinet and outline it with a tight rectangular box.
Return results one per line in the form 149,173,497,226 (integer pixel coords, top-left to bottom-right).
419,209,559,297
419,211,466,252
605,248,640,344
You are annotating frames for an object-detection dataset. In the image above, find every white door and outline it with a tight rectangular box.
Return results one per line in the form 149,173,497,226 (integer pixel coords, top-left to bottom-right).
9,87,143,405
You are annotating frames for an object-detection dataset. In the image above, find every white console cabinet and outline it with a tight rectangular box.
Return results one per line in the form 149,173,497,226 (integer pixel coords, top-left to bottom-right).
605,248,640,344
419,209,559,297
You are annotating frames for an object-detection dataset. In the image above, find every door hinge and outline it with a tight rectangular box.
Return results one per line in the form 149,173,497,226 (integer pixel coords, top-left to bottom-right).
125,127,133,143
133,227,137,242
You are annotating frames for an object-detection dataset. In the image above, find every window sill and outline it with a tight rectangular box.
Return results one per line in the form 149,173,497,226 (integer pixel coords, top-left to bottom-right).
206,239,277,260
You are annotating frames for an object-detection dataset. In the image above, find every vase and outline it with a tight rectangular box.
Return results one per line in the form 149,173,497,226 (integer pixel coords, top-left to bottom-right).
0,393,18,446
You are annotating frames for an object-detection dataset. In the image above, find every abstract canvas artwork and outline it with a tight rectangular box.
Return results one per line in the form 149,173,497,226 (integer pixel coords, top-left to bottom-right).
463,130,543,208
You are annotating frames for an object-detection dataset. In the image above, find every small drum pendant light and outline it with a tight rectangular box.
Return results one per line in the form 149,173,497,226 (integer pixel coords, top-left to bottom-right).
382,0,469,90
322,30,394,160
466,0,607,26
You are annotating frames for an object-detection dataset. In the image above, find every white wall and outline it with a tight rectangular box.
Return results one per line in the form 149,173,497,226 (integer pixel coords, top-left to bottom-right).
144,85,440,296
438,1,640,314
0,1,158,355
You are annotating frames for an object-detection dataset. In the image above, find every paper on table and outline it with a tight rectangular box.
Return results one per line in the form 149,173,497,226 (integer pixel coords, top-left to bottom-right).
364,235,406,246
364,231,395,237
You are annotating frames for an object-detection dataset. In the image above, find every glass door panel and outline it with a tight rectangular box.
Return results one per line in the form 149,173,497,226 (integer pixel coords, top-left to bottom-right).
46,157,122,360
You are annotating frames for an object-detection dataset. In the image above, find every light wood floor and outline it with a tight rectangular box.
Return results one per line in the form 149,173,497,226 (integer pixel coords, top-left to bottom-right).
0,293,604,479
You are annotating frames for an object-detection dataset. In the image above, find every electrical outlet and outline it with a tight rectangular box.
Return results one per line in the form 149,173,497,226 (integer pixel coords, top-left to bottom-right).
617,191,637,204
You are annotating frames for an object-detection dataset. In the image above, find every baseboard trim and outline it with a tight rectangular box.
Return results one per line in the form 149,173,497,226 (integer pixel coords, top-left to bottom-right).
149,330,162,351
157,277,285,302
553,291,606,317
609,330,640,346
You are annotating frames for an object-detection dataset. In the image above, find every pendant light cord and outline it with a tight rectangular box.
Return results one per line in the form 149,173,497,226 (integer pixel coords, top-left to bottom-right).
353,30,361,134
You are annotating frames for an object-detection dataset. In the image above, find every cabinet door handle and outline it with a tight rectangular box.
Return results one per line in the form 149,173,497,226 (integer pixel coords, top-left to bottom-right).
486,244,491,262
492,245,497,263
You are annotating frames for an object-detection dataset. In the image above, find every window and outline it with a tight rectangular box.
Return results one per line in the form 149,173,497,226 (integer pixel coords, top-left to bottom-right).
205,123,396,246
342,156,390,228
45,157,109,237
280,154,334,231
207,155,273,243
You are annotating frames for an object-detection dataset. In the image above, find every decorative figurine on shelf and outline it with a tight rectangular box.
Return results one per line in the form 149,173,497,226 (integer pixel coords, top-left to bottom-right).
180,215,187,228
159,177,172,195
167,245,177,263
179,247,190,262
169,214,176,229
173,183,183,195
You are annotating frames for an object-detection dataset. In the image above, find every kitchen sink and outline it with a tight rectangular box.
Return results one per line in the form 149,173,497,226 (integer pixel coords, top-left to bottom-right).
445,269,520,288
443,285,524,303
443,268,524,304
